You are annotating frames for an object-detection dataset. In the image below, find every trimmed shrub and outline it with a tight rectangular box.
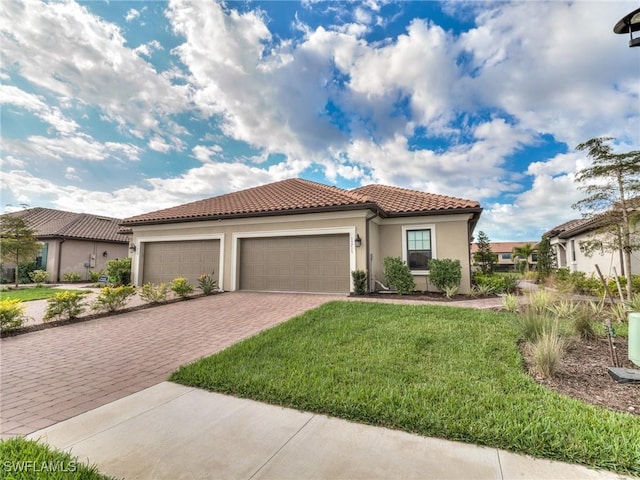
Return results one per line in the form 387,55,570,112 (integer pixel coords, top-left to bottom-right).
474,273,519,294
29,269,49,287
106,258,131,286
139,282,169,304
171,277,194,299
18,261,37,284
0,298,27,331
197,272,218,295
92,285,136,313
44,291,87,321
88,270,105,283
351,270,367,295
429,259,461,293
383,257,415,295
62,272,81,283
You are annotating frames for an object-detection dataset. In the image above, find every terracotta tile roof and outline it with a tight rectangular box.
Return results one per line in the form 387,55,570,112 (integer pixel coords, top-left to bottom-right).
122,178,375,225
471,241,537,254
122,178,482,226
5,208,128,243
352,184,481,214
545,218,594,239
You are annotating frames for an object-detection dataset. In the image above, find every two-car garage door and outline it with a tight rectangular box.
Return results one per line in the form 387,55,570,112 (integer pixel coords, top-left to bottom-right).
141,234,350,293
240,234,350,293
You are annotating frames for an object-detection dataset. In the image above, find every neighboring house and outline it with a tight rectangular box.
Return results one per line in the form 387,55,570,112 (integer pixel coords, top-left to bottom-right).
1,208,128,282
120,178,482,294
470,242,538,272
546,218,640,277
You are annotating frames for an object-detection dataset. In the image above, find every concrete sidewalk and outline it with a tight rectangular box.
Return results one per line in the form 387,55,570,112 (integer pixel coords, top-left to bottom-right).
29,382,631,480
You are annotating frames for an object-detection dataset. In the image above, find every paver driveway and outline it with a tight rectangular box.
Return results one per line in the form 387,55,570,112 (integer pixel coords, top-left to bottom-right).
0,292,337,438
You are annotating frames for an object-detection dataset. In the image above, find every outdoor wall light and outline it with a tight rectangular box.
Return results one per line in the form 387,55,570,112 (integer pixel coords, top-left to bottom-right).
129,244,137,253
354,234,362,248
614,7,640,47
102,251,108,257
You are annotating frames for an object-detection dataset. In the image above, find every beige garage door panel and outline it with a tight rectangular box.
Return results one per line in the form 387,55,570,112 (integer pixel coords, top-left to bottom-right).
143,240,220,285
240,235,349,293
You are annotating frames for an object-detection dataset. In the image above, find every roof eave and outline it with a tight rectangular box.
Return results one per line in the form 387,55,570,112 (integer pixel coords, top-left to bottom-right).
36,234,128,244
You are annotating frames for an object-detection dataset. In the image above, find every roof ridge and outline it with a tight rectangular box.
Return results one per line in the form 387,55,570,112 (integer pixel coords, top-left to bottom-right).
293,178,373,204
354,183,478,203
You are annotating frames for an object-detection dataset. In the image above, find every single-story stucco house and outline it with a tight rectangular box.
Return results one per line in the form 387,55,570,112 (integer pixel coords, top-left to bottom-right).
1,208,128,283
120,178,482,294
546,217,640,277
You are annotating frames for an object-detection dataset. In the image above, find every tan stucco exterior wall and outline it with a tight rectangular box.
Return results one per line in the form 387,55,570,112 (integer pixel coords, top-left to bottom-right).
56,240,128,281
129,211,474,294
376,215,473,294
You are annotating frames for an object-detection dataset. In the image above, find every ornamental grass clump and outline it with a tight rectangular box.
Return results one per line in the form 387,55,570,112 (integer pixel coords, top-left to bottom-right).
139,282,169,304
197,272,218,295
530,326,566,379
44,291,87,321
92,285,136,313
516,306,555,343
0,298,28,332
501,293,520,313
171,277,194,299
571,304,598,341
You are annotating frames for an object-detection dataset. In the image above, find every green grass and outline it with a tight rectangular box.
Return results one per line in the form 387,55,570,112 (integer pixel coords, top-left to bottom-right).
171,301,640,476
0,287,85,302
0,437,114,479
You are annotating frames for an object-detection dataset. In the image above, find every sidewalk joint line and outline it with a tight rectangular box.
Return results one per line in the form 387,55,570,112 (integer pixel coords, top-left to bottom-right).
248,413,316,480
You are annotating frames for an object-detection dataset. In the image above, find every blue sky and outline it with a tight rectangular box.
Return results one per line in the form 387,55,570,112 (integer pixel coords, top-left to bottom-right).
1,0,638,241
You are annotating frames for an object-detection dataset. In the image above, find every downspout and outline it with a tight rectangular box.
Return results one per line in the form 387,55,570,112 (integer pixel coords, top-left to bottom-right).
56,239,65,283
365,210,379,293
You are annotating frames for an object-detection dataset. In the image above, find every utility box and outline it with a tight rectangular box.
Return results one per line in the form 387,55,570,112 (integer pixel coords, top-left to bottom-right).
629,312,640,367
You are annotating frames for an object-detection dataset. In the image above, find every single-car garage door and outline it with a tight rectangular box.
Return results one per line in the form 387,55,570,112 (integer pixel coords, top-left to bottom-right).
142,240,220,285
240,235,350,293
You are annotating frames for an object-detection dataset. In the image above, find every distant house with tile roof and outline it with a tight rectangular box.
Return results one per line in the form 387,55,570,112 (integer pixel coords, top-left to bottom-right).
121,178,483,294
545,215,640,277
1,208,128,283
470,241,538,272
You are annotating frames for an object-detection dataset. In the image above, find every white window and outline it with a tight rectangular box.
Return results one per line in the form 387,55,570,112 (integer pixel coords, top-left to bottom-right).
402,225,436,274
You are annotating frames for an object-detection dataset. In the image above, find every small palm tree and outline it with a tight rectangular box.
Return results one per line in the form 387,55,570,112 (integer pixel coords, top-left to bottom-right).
512,243,535,272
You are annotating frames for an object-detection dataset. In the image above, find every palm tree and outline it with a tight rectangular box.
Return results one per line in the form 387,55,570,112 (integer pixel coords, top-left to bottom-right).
512,243,535,272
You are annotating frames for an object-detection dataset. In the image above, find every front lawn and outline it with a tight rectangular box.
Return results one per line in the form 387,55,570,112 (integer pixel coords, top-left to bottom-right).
0,437,114,479
171,301,640,476
0,287,85,302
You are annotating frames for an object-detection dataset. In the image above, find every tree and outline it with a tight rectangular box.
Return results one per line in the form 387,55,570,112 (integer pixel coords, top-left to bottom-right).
536,235,555,282
473,231,496,274
512,243,535,272
0,215,42,288
573,137,640,299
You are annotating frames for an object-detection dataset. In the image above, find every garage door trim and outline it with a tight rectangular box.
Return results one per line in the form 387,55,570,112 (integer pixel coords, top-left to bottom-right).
231,227,356,292
132,233,225,289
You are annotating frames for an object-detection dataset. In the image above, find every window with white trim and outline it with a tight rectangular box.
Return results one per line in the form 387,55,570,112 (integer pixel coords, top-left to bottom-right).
401,225,437,273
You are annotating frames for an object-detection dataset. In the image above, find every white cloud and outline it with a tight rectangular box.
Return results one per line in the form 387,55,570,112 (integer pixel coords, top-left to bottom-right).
125,9,140,22
65,166,80,181
192,144,223,163
1,0,187,135
0,161,301,218
12,133,142,162
134,40,163,57
0,85,79,134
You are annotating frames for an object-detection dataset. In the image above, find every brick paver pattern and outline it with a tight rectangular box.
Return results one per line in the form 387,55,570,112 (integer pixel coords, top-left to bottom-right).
0,292,338,438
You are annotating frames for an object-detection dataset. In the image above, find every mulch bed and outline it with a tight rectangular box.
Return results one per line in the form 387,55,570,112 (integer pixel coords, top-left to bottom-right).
521,335,640,416
352,291,498,302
